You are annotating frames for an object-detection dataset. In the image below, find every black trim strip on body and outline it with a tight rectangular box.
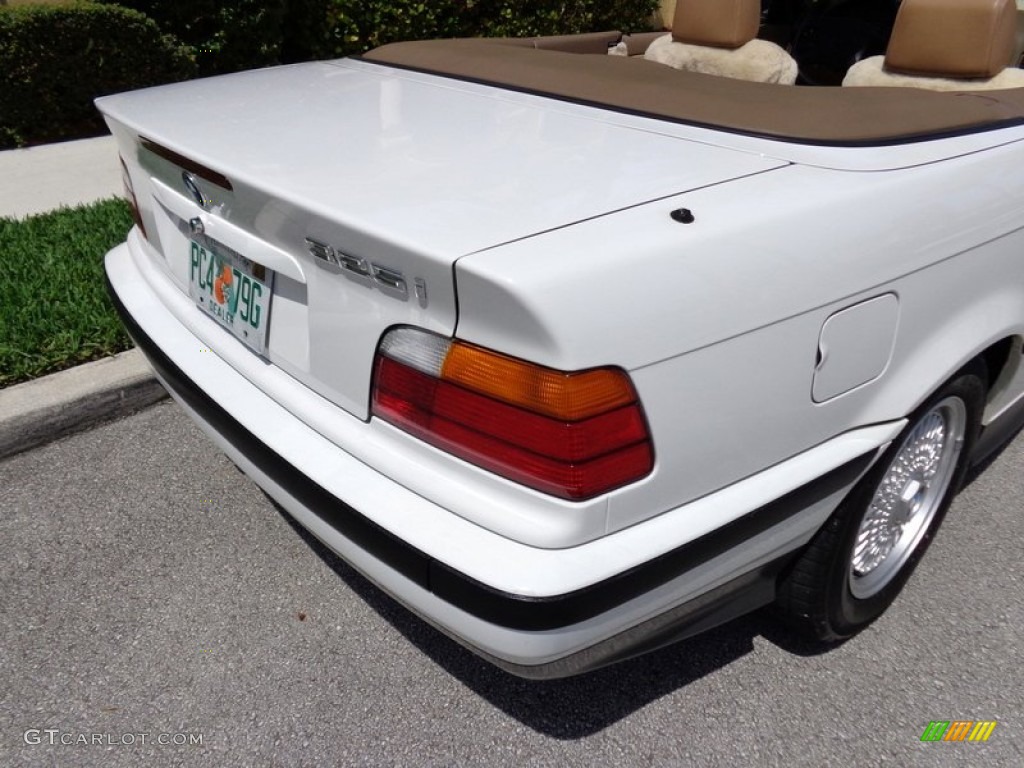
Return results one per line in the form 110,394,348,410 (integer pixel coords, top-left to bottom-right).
140,137,234,191
106,272,872,631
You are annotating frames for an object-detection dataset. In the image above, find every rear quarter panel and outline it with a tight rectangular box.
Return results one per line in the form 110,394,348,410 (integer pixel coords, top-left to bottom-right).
455,135,1024,535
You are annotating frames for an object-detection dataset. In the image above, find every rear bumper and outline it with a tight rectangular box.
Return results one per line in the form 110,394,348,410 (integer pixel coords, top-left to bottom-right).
105,233,894,677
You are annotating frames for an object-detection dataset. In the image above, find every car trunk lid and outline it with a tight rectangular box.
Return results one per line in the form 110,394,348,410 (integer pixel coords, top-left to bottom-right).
97,60,786,419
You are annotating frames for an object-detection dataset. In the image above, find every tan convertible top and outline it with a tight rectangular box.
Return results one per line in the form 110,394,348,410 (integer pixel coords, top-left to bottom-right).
363,36,1024,145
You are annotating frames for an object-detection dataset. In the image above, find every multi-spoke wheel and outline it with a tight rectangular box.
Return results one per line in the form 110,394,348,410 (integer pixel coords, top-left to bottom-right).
776,365,985,641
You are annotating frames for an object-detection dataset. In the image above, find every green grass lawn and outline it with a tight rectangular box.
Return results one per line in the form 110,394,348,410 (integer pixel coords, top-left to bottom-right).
0,198,134,387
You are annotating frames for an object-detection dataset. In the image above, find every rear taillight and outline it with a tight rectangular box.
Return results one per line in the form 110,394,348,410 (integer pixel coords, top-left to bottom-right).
119,155,148,241
371,327,654,500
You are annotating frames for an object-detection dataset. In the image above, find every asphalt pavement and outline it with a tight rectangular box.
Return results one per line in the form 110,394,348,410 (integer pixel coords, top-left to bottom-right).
1,402,1021,766
1,136,1022,766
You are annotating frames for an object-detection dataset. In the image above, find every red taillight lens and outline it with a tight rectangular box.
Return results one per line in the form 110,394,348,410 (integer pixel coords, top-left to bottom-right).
119,155,148,241
371,328,654,500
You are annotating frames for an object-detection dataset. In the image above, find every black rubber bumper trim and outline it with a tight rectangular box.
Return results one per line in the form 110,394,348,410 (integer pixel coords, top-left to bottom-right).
106,271,873,632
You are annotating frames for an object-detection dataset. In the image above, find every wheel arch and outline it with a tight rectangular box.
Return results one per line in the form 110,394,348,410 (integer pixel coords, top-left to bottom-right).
775,361,988,640
860,287,1024,432
979,335,1023,419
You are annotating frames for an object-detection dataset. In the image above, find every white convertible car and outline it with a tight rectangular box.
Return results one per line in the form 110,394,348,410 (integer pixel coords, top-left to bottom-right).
100,0,1024,677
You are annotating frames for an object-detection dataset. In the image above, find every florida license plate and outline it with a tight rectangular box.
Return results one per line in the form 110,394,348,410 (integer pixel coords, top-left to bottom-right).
188,236,274,355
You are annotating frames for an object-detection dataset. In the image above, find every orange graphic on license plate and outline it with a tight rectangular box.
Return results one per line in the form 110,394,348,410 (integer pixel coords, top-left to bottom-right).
213,263,234,306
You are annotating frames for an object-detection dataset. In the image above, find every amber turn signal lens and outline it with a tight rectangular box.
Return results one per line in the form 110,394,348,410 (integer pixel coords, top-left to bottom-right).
441,342,636,421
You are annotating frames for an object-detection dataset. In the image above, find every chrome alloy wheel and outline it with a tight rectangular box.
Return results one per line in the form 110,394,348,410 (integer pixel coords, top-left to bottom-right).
848,396,967,599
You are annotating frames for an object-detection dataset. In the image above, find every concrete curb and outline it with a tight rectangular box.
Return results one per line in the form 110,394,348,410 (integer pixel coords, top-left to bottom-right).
0,349,167,460
1,135,166,460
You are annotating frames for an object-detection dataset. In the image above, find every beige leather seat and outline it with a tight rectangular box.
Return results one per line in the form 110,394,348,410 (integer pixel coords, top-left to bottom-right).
844,0,1024,90
643,0,798,85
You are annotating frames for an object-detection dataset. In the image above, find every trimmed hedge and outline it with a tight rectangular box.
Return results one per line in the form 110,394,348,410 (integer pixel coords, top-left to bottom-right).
97,1,287,77
464,0,662,40
322,1,661,57
93,1,660,68
324,1,464,56
0,3,195,149
0,0,659,148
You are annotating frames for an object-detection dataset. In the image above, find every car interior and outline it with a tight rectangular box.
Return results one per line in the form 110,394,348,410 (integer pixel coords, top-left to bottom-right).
627,0,1024,89
363,0,1024,144
842,0,1024,90
638,0,799,85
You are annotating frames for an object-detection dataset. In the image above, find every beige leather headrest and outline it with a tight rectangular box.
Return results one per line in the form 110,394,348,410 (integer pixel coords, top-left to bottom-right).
885,0,1018,78
672,0,760,50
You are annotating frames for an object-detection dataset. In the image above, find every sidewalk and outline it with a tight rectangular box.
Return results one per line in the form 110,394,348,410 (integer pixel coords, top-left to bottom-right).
0,136,166,459
0,135,122,219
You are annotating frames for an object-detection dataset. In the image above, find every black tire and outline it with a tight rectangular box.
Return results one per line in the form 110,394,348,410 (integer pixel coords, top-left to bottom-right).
776,363,986,641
